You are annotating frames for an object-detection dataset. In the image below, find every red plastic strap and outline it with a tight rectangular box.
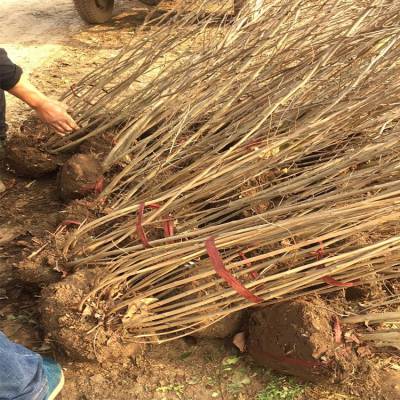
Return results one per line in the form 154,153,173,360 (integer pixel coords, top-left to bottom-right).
321,276,356,288
80,176,104,195
60,220,81,227
94,176,104,195
148,203,161,210
264,351,325,370
147,204,174,237
312,241,325,260
239,251,259,279
312,242,357,288
206,237,262,304
163,217,175,237
136,203,175,247
136,203,151,248
70,83,80,99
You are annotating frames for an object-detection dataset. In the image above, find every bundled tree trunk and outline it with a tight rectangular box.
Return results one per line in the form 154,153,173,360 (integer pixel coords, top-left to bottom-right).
34,0,400,357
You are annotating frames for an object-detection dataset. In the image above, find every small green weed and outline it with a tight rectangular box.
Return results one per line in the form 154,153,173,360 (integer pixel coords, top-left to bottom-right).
256,375,304,400
156,383,185,399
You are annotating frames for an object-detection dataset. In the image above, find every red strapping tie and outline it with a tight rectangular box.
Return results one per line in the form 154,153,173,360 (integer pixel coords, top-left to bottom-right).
206,237,262,304
264,351,325,369
136,203,175,248
80,176,104,195
147,203,161,210
60,220,81,227
276,355,324,369
163,216,175,237
312,242,357,288
321,276,356,288
136,203,151,248
94,176,104,195
239,251,259,279
312,241,325,260
145,203,174,237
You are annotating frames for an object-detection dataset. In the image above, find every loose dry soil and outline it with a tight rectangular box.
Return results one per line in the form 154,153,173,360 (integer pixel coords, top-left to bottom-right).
1,1,400,399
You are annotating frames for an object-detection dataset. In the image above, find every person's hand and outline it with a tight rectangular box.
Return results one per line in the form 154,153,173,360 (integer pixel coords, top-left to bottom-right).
8,76,79,134
34,98,79,134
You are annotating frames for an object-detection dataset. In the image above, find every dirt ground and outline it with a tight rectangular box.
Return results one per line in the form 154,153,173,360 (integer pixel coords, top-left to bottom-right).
1,1,400,399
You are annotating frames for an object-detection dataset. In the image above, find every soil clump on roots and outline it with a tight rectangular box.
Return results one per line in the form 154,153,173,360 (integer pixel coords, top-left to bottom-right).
58,198,99,225
6,118,66,177
193,311,246,339
79,131,114,161
247,297,336,381
57,153,104,201
40,269,144,363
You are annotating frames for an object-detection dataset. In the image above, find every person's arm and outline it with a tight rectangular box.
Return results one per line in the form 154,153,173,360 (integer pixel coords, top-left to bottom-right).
0,48,78,134
8,77,79,134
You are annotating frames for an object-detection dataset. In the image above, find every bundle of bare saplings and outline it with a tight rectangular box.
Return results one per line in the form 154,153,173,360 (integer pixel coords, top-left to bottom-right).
7,0,400,388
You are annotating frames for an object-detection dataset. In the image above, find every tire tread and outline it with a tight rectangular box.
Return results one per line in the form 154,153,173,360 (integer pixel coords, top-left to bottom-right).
73,0,114,24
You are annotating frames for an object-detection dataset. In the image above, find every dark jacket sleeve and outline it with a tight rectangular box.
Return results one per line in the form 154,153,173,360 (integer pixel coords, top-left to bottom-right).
0,48,23,91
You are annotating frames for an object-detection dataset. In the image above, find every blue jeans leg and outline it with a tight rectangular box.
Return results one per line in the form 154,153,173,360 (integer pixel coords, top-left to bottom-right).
0,331,48,400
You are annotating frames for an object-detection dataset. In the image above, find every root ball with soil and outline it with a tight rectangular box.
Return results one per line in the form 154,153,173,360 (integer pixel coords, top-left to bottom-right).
40,269,144,363
57,153,104,201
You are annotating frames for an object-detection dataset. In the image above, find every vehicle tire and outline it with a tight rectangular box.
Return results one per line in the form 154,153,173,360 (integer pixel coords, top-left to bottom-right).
139,0,162,5
73,0,115,24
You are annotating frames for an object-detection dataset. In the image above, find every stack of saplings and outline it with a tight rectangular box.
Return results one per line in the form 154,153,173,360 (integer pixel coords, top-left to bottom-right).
11,0,400,384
